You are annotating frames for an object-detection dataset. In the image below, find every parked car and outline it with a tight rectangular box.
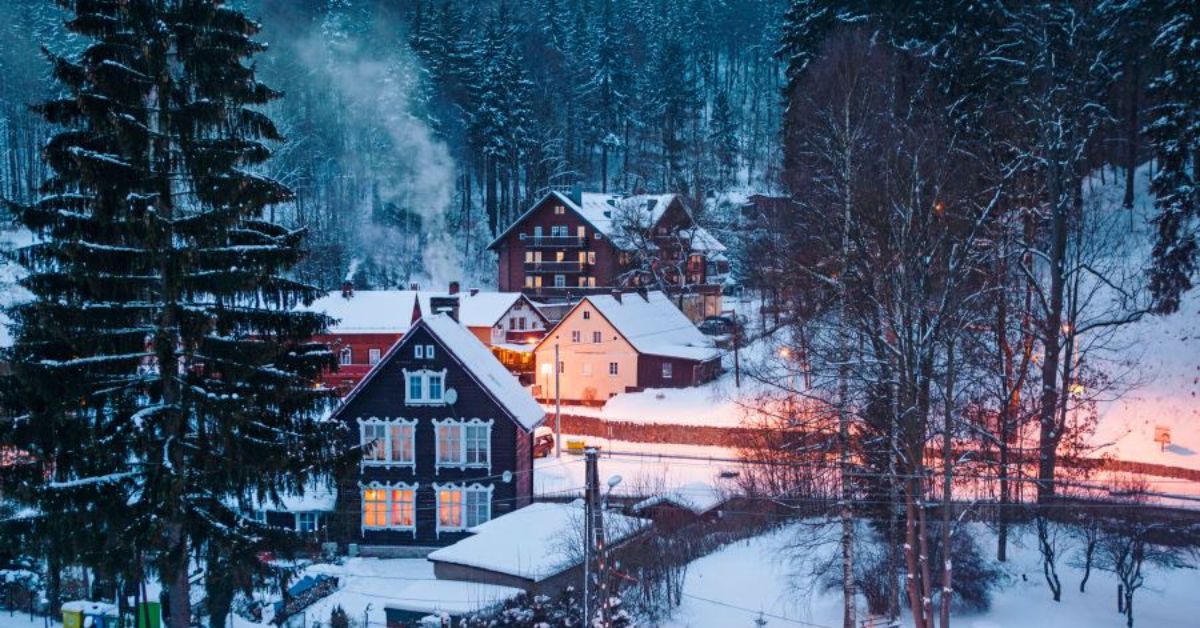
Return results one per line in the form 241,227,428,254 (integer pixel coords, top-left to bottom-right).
698,315,740,337
533,427,555,458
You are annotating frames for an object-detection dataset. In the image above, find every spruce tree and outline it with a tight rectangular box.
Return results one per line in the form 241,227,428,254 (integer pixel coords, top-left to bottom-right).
3,2,340,626
1145,0,1200,313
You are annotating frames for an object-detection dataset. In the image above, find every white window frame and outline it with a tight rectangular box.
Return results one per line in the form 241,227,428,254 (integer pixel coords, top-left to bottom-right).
554,274,566,287
368,348,381,365
339,347,353,366
415,344,424,359
434,482,494,536
246,509,267,525
357,417,418,469
295,512,321,533
426,344,435,359
432,418,493,473
404,368,448,406
662,362,673,379
360,481,418,535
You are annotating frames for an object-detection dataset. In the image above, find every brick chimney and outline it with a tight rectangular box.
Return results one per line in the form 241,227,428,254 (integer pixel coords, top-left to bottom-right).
449,281,460,295
341,281,354,299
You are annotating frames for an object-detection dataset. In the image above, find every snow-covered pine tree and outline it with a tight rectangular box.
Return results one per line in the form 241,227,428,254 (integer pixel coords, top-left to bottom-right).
3,2,340,626
585,0,632,193
1145,0,1200,313
709,89,739,187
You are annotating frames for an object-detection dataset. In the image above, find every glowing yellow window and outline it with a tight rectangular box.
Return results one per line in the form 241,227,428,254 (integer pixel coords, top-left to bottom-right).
362,489,387,528
390,489,415,528
438,489,463,529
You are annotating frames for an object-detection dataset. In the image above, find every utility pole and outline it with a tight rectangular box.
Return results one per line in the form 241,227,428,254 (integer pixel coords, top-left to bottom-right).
583,447,608,626
732,308,740,388
555,342,562,458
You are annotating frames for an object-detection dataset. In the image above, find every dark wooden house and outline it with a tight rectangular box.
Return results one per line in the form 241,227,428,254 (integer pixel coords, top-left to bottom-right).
329,314,545,554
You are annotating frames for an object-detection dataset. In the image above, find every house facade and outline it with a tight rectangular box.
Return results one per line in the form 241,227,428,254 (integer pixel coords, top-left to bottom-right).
328,314,545,553
531,290,722,403
489,190,729,318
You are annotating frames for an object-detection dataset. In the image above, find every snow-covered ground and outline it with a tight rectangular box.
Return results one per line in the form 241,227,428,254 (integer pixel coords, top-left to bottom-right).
665,523,1200,628
534,436,741,499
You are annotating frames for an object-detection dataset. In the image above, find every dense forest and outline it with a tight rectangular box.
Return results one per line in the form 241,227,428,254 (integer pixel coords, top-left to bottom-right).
0,0,789,290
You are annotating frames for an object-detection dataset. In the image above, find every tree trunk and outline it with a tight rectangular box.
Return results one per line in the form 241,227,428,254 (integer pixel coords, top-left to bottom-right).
940,341,955,628
1123,56,1140,211
1037,167,1069,504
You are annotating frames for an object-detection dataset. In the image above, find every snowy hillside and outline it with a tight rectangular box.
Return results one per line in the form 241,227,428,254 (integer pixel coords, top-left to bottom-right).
1085,166,1200,471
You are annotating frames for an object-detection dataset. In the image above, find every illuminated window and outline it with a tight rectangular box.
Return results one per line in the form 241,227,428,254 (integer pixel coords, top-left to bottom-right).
525,276,534,288
587,251,596,265
436,422,463,465
390,489,415,528
362,488,387,528
362,485,415,531
554,205,565,215
662,363,673,379
437,484,492,532
339,347,353,366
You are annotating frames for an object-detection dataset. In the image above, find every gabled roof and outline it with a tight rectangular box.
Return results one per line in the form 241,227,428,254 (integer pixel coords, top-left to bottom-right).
332,314,545,432
486,190,726,254
426,501,649,582
631,482,728,515
536,290,721,362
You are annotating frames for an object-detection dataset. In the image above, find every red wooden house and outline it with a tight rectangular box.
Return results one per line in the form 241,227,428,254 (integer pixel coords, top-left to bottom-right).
488,190,729,318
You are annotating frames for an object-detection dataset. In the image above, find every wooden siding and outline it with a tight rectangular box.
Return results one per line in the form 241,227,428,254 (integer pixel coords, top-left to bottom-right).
332,325,535,548
494,195,622,296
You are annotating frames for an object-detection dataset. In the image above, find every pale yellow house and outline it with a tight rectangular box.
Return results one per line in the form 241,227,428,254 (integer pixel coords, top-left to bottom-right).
532,290,721,403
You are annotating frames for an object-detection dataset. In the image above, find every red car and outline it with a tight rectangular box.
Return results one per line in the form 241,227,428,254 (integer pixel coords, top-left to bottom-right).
533,427,555,458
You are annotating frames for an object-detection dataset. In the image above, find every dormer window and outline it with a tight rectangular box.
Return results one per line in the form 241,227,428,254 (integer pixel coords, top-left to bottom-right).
404,369,447,406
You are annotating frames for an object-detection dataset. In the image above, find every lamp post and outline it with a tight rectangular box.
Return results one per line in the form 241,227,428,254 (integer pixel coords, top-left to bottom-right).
555,342,562,458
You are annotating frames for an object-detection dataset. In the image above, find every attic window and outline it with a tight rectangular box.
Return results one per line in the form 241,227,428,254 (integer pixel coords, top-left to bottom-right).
555,205,565,215
405,368,447,406
583,310,591,320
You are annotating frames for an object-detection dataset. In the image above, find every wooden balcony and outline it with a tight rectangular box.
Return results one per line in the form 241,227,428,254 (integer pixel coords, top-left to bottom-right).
524,261,590,273
524,235,585,248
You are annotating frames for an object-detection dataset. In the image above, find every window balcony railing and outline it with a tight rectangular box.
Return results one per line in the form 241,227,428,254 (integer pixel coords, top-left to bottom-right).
524,235,585,248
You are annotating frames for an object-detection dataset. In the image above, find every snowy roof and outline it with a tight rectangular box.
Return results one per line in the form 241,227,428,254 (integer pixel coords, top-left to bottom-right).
382,580,524,616
417,314,544,431
488,190,726,254
417,291,542,329
564,291,721,362
301,289,538,335
631,481,728,515
426,501,649,582
300,290,421,334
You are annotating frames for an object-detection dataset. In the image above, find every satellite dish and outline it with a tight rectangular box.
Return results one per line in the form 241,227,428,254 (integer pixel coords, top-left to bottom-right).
502,470,513,484
444,388,458,404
